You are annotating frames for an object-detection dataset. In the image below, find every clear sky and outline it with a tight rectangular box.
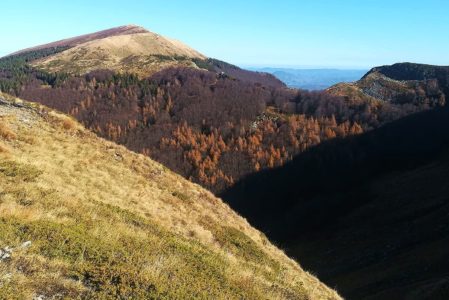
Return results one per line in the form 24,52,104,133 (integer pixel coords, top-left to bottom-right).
1,0,448,69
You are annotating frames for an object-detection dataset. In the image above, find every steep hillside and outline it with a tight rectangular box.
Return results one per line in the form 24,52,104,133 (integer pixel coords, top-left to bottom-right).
0,93,340,299
221,105,449,299
196,58,286,88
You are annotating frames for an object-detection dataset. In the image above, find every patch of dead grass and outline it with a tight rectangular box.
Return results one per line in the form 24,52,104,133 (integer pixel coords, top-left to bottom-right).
0,121,16,141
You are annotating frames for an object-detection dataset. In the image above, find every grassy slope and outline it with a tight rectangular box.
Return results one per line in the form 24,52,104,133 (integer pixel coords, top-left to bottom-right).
32,32,206,78
0,93,340,300
9,25,148,56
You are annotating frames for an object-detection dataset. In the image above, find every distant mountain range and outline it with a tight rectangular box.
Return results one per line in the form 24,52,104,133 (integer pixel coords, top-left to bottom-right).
248,67,367,90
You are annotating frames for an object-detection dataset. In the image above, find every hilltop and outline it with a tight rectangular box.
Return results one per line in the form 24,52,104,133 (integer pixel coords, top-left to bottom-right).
0,92,340,299
9,25,148,56
327,62,447,107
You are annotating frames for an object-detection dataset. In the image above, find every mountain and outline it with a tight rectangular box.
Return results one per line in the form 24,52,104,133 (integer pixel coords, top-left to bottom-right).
5,24,283,86
249,68,367,90
0,25,366,194
221,101,449,299
0,28,446,196
2,25,448,299
0,93,340,299
9,25,148,55
28,25,206,77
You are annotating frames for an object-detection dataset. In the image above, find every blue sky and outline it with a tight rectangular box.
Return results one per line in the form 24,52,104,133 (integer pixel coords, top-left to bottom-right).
1,0,448,68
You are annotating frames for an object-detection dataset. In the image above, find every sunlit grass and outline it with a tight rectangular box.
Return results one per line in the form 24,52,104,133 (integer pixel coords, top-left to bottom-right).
0,94,341,299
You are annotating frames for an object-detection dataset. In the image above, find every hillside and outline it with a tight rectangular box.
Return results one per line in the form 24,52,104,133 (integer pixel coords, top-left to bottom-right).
0,93,341,299
1,29,446,195
221,104,449,299
9,68,366,193
368,62,449,86
327,63,447,107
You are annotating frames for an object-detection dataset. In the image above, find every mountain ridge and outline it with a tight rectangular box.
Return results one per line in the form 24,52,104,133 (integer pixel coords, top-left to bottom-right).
327,62,446,108
8,25,149,56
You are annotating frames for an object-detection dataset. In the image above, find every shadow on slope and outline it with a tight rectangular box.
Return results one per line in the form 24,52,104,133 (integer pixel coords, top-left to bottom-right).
221,105,449,299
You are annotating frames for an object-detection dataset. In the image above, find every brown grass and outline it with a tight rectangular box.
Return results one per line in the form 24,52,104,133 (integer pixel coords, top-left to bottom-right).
33,32,206,78
60,117,77,130
0,121,17,141
0,96,341,300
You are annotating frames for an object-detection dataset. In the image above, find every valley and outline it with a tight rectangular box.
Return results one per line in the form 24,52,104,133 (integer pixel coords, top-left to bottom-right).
0,27,443,195
1,22,449,300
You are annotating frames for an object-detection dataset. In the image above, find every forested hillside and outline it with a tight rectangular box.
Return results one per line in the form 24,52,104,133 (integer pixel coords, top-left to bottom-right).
222,104,449,299
0,48,444,193
0,93,341,299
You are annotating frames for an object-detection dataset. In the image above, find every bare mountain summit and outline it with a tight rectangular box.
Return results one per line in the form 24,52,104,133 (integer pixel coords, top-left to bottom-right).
11,25,148,55
28,25,206,77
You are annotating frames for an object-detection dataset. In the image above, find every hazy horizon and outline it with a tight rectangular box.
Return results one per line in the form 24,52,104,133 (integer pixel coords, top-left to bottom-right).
242,65,370,70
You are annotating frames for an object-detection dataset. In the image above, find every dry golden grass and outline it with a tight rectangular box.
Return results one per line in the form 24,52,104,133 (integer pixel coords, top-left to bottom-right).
0,120,16,141
0,93,341,299
33,32,206,77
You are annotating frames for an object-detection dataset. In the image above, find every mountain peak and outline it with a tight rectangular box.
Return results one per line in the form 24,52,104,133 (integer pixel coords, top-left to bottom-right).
8,25,206,77
9,25,149,56
105,24,150,34
122,23,147,30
